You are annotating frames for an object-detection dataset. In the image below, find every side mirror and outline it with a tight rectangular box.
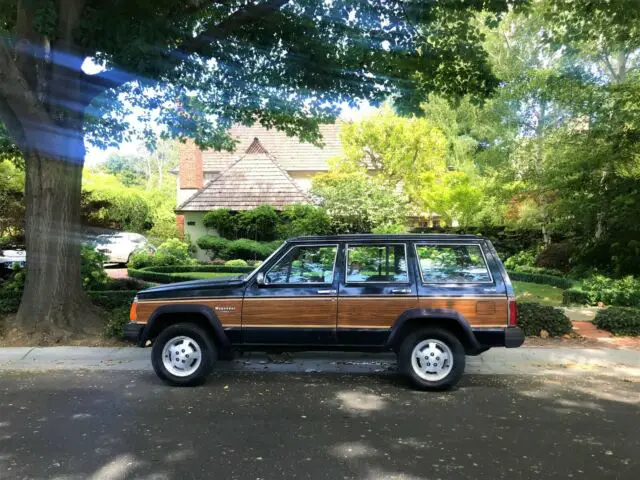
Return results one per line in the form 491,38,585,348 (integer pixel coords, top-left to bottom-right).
256,272,267,286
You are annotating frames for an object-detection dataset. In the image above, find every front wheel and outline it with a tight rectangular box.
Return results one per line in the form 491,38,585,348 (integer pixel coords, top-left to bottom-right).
151,323,216,386
398,327,466,391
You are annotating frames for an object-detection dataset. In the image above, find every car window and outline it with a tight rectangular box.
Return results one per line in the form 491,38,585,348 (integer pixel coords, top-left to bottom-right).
415,244,491,283
266,245,337,284
346,244,408,283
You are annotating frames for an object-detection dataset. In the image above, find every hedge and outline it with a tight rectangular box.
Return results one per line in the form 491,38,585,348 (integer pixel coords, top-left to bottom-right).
593,308,640,336
128,266,249,284
87,290,138,310
0,292,20,313
517,303,573,337
143,265,254,273
562,288,590,306
508,270,572,289
0,290,137,314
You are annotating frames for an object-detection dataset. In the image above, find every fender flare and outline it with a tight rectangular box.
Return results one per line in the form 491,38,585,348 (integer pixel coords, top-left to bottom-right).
138,304,230,347
386,308,480,351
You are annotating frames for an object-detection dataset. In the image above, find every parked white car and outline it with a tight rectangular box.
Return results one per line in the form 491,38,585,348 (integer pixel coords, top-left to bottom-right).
94,233,151,264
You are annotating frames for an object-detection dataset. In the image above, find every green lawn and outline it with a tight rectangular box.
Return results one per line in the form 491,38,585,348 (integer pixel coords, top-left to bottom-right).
512,280,564,306
168,272,240,280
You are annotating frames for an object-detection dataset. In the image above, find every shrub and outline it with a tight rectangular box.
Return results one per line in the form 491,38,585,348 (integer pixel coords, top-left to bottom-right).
277,204,331,238
103,278,150,291
504,249,537,270
151,238,197,266
225,259,248,267
508,271,572,289
562,288,590,306
580,275,640,307
0,292,20,313
517,303,573,337
223,238,274,260
197,235,229,259
535,243,574,272
0,263,25,293
593,307,640,336
81,246,109,290
1,247,110,294
202,209,236,238
236,205,279,241
104,306,131,338
87,290,138,310
128,249,154,269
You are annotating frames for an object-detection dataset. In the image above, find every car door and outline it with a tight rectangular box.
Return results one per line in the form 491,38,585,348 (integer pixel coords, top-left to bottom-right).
337,242,418,346
242,243,340,345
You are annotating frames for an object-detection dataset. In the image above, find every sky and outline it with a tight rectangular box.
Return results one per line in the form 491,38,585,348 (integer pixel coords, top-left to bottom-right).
84,101,377,166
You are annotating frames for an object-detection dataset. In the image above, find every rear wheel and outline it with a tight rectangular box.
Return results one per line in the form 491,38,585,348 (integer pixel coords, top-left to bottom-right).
398,327,465,390
151,323,216,386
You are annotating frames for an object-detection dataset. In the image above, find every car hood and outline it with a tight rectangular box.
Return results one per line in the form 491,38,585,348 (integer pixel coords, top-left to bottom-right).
137,276,247,300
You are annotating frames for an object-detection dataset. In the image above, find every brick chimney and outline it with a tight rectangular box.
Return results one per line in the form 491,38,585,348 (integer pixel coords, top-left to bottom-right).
179,140,203,189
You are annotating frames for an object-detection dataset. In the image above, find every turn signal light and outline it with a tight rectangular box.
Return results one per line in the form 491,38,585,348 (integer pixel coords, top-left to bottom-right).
508,297,518,326
129,297,138,322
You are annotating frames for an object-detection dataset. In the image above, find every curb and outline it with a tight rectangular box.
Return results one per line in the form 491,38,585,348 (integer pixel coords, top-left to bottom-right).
0,346,639,377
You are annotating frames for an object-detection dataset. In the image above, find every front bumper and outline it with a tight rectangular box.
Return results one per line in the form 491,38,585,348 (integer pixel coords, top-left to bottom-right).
122,322,145,344
472,327,525,350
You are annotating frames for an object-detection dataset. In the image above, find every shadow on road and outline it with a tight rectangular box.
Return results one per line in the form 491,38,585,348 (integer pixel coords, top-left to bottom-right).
0,371,638,479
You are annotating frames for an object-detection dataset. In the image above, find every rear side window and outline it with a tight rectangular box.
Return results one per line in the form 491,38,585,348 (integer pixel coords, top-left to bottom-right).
415,244,492,283
346,244,408,283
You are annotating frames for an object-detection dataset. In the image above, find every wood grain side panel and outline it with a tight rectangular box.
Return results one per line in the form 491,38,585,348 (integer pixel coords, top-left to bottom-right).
242,297,337,327
418,298,507,327
136,298,243,327
338,297,419,328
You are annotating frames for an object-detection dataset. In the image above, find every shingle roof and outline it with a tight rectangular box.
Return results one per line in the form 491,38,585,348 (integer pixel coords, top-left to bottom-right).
201,123,341,172
176,140,311,212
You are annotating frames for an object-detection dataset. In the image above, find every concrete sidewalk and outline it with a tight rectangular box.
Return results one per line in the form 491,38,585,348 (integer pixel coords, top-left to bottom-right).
0,346,638,377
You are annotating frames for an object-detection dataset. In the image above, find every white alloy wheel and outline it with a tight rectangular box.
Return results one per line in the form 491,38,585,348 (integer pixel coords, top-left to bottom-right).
161,336,203,377
410,339,454,382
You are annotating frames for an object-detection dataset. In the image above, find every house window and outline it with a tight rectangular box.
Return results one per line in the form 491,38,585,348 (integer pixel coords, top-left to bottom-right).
187,221,196,226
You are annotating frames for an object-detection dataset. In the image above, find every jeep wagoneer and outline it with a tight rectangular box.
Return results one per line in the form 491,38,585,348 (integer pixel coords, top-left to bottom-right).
124,235,524,389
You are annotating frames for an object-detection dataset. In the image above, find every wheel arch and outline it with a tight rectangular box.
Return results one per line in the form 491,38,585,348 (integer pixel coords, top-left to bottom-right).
387,308,481,353
138,304,230,348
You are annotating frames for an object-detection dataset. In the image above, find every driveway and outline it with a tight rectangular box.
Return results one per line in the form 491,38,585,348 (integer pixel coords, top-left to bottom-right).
0,371,638,479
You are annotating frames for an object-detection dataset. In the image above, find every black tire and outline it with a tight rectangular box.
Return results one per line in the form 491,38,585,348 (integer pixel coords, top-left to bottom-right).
151,323,216,386
398,327,466,391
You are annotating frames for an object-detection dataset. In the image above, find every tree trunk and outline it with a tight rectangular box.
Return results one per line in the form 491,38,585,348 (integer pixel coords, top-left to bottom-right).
15,135,102,336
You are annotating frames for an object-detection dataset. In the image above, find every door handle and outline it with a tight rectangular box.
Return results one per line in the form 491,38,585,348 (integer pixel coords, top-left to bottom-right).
317,289,337,294
391,288,411,294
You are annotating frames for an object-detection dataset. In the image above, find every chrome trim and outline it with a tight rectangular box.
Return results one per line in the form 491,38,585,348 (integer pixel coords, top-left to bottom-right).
262,243,339,286
317,289,337,294
413,242,494,285
344,242,410,285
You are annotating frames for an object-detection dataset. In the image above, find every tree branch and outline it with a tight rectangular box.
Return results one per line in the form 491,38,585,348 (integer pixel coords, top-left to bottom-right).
178,0,290,56
83,0,290,101
0,95,28,150
0,38,52,127
602,53,619,83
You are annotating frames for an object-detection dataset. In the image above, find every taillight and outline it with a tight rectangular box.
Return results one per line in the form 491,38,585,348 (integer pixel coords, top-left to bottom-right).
129,296,138,322
508,297,518,326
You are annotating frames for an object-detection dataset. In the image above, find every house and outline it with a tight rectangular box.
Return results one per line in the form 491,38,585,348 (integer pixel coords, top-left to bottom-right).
174,124,342,260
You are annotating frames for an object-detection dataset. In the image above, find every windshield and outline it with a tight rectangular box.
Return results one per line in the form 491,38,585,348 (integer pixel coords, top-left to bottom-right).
243,241,287,281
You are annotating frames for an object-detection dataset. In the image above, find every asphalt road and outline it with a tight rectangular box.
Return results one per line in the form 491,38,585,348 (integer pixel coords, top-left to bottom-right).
0,371,638,480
